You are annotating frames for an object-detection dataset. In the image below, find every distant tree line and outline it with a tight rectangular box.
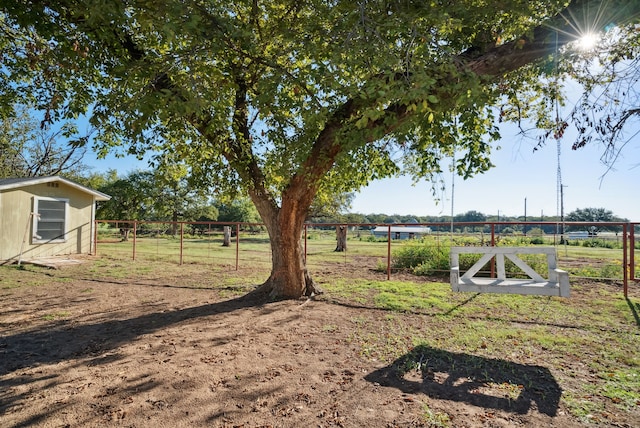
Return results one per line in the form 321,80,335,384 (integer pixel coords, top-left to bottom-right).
310,208,630,234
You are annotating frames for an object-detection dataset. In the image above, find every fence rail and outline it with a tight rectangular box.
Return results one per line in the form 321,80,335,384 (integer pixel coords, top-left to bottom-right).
94,220,640,297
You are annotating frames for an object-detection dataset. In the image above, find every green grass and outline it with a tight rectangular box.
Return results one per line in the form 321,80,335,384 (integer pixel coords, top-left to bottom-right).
95,229,635,281
0,265,70,289
422,403,451,427
558,245,622,261
42,311,71,320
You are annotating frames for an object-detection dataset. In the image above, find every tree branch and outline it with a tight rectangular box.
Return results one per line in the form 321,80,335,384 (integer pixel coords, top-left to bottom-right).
287,0,640,212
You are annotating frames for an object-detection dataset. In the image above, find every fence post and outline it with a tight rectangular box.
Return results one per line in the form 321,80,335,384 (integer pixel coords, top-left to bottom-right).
490,223,496,278
222,226,231,246
630,224,635,281
132,221,137,261
236,223,240,271
93,220,98,256
623,223,628,298
387,225,391,280
179,222,184,265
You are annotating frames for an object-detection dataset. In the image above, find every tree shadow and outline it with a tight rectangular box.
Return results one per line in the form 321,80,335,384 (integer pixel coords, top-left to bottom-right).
627,297,640,327
0,293,264,377
441,292,480,315
364,344,561,417
70,275,253,293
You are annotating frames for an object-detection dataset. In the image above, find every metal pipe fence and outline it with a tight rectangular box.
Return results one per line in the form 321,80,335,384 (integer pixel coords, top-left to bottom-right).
95,220,639,297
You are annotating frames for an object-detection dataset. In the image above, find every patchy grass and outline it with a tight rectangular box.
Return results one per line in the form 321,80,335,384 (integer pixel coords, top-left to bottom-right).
322,276,640,422
41,311,71,321
0,265,68,289
422,402,452,427
1,254,638,424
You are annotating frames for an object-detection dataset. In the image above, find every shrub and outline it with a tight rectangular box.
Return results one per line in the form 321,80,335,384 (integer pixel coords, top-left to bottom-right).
306,231,322,240
411,249,450,275
392,242,549,278
600,263,623,279
361,234,386,243
451,236,482,246
498,236,521,246
392,244,482,276
526,227,545,237
581,239,616,249
392,244,450,274
572,263,622,279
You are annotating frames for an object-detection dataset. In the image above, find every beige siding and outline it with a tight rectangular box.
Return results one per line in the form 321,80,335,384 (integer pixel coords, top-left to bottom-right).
0,182,95,262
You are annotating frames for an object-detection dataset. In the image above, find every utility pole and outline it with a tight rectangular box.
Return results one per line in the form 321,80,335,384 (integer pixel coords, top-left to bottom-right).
524,197,527,236
560,185,566,243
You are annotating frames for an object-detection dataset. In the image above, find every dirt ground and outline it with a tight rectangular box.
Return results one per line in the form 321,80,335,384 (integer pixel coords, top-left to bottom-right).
0,260,638,427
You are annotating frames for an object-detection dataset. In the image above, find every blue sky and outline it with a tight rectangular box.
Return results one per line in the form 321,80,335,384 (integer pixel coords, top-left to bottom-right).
351,128,640,220
86,122,640,221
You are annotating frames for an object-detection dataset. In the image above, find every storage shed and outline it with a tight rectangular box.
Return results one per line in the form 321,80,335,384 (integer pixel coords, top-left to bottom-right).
372,225,432,240
0,176,110,263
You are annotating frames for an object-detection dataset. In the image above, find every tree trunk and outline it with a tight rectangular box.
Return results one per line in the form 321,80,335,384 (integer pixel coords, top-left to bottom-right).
251,195,323,300
256,225,323,299
171,210,179,236
222,226,231,247
335,225,347,252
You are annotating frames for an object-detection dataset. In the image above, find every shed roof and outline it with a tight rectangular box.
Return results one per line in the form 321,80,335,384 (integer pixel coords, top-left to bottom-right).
0,176,111,201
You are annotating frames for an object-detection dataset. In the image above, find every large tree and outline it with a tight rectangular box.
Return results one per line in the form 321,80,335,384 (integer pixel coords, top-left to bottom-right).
150,160,213,234
97,167,214,226
566,207,628,232
2,1,639,298
216,197,261,224
96,170,157,222
0,104,88,178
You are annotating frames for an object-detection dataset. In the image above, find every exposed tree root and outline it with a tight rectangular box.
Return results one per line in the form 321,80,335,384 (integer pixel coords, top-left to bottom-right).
249,270,323,301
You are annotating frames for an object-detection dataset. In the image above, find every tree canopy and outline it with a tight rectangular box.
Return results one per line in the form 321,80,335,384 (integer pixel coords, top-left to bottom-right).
2,0,640,298
565,207,628,232
566,207,621,223
96,168,215,226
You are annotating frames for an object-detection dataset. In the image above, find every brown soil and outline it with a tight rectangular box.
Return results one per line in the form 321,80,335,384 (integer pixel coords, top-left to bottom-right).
0,260,638,427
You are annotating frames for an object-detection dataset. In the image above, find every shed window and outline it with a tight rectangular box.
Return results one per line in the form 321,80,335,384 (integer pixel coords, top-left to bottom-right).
33,198,68,243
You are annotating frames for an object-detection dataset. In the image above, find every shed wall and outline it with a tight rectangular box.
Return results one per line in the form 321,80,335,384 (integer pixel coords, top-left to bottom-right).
0,182,94,262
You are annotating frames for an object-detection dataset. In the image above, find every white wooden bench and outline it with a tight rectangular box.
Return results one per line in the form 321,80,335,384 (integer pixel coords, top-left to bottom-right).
450,246,570,297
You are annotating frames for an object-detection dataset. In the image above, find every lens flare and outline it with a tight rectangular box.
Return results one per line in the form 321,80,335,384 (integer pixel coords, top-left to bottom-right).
577,32,599,50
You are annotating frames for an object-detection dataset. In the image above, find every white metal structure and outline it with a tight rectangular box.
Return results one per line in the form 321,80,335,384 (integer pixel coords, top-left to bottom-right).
450,246,570,297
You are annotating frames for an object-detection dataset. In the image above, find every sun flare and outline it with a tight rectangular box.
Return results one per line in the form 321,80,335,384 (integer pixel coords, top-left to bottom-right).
577,32,599,50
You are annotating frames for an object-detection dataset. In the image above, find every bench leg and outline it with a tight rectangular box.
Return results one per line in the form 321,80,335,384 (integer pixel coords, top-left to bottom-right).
450,267,460,292
556,269,570,297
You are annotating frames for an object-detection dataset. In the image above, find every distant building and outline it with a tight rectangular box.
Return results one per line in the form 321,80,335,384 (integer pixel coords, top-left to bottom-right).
567,229,598,240
371,225,432,240
0,176,110,263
